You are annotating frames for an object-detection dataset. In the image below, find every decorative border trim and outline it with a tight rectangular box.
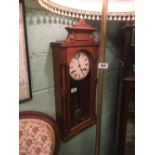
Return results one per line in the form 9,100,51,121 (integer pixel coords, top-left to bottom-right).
37,0,135,21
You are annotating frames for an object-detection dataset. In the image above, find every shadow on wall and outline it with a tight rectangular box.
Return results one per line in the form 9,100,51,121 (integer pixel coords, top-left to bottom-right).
26,8,78,26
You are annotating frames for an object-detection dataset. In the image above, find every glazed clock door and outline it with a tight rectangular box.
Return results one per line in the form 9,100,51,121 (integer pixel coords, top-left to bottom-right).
69,51,91,126
117,21,135,155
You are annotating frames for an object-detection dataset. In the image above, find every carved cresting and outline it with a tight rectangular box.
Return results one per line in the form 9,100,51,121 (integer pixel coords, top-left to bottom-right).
65,19,96,42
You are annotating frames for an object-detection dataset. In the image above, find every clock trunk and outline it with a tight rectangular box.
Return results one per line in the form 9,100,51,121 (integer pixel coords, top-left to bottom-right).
70,70,91,126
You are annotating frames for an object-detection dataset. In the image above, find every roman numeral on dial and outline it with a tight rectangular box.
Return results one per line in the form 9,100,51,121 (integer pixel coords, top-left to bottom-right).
69,51,90,80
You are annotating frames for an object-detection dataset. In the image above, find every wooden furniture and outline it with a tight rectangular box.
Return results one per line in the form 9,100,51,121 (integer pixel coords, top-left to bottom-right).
51,19,99,141
19,111,61,155
117,21,135,155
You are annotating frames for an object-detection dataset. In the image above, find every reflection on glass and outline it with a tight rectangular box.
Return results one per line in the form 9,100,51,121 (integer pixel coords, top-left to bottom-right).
125,91,135,155
70,73,91,126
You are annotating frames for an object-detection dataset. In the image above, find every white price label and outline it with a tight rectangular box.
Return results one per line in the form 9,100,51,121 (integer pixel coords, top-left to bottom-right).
71,87,77,93
98,62,109,69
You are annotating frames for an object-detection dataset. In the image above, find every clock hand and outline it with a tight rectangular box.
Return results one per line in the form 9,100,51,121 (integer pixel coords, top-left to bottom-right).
80,68,85,75
78,64,84,75
77,58,85,76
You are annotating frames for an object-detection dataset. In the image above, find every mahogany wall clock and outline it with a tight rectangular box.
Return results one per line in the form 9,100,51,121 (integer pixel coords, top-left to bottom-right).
51,19,99,141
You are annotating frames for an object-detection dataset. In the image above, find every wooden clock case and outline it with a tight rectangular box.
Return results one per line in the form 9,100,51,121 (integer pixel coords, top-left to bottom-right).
117,21,135,155
51,20,99,141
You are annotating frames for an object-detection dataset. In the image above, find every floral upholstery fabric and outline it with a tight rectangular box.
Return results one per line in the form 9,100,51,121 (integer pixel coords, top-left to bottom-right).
19,118,55,155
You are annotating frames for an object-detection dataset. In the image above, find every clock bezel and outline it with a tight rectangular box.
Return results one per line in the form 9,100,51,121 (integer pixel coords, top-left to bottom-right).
69,50,91,81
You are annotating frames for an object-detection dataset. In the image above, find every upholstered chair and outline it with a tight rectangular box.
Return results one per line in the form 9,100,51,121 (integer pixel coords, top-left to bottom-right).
19,111,61,155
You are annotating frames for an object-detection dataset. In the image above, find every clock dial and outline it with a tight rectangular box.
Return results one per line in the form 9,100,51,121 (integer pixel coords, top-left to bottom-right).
69,52,90,80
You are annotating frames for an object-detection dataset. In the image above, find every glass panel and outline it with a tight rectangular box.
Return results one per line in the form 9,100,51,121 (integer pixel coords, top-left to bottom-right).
125,91,135,155
70,72,91,126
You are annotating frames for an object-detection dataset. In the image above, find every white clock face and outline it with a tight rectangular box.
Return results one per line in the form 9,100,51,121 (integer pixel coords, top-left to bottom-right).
69,52,90,80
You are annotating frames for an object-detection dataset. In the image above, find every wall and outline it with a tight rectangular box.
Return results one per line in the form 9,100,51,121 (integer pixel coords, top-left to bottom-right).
19,0,123,154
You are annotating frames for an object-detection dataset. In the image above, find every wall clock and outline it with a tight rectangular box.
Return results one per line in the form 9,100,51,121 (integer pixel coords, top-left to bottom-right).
51,19,99,141
69,51,90,81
